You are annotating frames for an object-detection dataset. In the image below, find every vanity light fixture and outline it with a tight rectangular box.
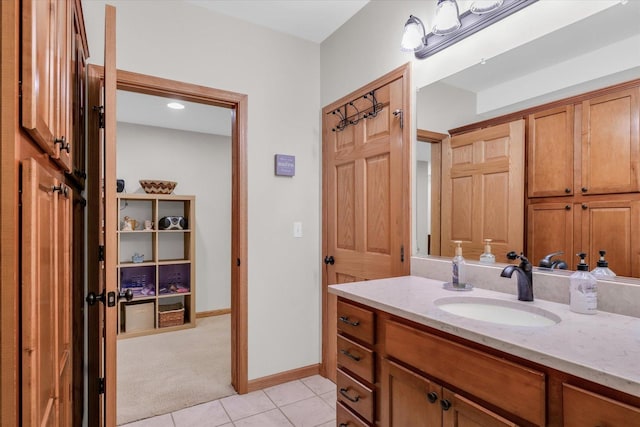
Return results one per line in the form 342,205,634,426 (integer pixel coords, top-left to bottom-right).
402,0,538,60
167,102,185,110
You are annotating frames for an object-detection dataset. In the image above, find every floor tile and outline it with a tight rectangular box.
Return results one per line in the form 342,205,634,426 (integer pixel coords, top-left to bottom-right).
315,422,336,427
319,390,336,409
119,413,175,427
220,390,276,421
264,380,315,406
280,396,335,427
172,400,231,427
234,408,294,427
301,375,336,396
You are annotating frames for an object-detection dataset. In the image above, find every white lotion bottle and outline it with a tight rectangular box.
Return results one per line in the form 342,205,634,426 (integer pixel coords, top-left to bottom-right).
570,252,597,314
452,241,467,289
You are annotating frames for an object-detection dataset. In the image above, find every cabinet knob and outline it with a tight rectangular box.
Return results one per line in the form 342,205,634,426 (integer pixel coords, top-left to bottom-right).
565,188,571,193
426,391,438,403
581,187,588,193
565,205,571,210
582,204,588,210
440,399,452,411
339,387,360,403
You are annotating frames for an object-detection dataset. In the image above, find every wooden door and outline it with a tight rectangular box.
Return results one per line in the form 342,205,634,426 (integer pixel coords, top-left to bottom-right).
22,158,58,427
322,65,411,381
577,199,640,278
527,202,573,269
21,0,59,156
581,87,640,195
442,388,518,427
442,120,525,262
380,359,442,426
528,105,574,198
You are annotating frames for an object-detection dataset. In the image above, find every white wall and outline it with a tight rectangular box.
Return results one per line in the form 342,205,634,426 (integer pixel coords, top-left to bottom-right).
83,0,322,380
416,82,478,133
117,122,232,313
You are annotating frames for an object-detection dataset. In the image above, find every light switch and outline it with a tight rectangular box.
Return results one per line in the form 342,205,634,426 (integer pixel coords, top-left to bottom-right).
293,222,303,238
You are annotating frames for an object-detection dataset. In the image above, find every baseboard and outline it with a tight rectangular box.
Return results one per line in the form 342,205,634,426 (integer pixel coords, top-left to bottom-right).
247,364,322,392
196,308,231,318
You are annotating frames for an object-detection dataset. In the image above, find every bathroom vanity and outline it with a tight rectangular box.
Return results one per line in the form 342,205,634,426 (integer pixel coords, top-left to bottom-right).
330,275,640,426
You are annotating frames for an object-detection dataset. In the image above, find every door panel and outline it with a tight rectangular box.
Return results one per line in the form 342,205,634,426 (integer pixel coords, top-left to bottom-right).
22,158,58,427
322,65,410,381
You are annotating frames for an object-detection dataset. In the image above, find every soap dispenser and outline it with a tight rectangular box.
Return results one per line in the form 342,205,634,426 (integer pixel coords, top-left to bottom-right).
450,241,469,289
479,239,496,264
591,250,616,278
570,252,597,315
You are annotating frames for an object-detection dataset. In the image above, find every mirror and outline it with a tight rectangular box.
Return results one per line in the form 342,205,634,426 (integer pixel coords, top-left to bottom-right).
415,2,640,278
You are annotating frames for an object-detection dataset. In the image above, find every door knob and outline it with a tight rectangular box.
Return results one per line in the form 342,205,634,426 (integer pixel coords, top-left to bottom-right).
324,255,335,265
85,290,105,306
86,289,133,307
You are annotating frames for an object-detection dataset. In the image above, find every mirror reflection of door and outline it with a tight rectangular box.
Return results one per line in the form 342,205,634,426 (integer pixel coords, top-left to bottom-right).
115,90,235,425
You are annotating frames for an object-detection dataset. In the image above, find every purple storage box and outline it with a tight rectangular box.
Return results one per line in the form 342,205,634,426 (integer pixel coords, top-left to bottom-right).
120,265,156,297
158,263,190,294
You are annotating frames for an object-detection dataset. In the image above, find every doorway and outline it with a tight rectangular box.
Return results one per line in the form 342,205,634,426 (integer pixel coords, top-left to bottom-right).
86,66,248,425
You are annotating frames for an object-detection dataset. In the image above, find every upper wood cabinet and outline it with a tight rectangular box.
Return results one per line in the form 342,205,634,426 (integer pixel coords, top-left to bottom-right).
527,201,573,268
442,120,525,262
22,0,80,174
580,87,640,195
528,105,575,198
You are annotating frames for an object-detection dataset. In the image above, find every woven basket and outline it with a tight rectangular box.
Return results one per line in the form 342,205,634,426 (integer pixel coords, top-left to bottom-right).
158,306,184,328
139,180,177,194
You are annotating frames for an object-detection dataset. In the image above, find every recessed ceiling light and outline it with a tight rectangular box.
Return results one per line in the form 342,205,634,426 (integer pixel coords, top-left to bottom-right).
167,102,185,110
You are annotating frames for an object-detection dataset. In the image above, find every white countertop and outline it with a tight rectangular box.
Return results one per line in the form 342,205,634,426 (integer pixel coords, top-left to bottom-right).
329,275,640,397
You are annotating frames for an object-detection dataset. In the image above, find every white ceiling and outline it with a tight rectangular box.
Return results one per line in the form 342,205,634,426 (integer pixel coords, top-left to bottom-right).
185,0,370,43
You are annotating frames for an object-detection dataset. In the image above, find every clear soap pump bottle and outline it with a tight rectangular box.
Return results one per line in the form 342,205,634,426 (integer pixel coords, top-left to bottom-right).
480,239,496,264
452,241,467,289
591,250,616,277
570,252,597,315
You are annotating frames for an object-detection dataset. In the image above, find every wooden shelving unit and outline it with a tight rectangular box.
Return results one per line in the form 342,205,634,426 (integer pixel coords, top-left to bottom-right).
116,193,195,338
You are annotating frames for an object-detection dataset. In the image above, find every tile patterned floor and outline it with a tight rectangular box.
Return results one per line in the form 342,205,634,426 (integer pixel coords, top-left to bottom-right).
120,375,337,427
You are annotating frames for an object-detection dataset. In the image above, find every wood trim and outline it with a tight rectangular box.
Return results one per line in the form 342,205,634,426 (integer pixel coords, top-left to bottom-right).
0,1,21,425
196,308,231,318
247,364,322,392
449,78,640,136
417,129,447,142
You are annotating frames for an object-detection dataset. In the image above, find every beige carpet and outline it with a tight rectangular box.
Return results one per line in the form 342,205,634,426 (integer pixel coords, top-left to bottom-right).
117,314,236,425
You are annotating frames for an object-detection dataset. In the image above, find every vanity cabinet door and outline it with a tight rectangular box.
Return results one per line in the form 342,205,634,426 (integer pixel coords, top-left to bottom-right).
527,202,573,269
441,388,517,427
528,105,574,198
580,87,640,195
563,384,640,426
380,359,442,427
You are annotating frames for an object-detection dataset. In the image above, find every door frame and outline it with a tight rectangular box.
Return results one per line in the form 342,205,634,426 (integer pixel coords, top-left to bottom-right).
86,65,248,424
320,63,412,377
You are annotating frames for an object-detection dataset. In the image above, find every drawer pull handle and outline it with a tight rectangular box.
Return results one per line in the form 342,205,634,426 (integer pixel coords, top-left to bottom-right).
339,387,360,403
340,349,361,361
339,316,360,326
440,399,452,411
427,391,438,403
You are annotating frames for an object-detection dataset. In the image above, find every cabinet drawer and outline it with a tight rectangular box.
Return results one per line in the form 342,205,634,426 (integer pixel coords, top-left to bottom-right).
337,334,374,383
337,401,369,427
337,368,374,423
337,300,375,345
563,384,640,426
385,320,545,426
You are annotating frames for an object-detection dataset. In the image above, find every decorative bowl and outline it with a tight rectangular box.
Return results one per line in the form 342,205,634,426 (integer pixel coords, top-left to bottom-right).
139,180,177,194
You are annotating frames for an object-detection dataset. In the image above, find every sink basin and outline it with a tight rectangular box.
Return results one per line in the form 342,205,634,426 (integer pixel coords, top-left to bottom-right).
434,296,561,327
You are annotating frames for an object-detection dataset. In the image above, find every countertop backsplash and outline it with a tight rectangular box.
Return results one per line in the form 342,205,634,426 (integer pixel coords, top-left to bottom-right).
411,256,640,319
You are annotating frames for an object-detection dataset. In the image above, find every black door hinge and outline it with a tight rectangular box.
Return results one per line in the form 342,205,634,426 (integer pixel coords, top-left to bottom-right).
98,245,105,262
401,245,405,263
93,105,105,129
236,258,240,267
98,377,105,395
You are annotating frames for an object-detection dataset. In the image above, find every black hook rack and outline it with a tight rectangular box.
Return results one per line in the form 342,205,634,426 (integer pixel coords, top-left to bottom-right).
329,90,384,132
